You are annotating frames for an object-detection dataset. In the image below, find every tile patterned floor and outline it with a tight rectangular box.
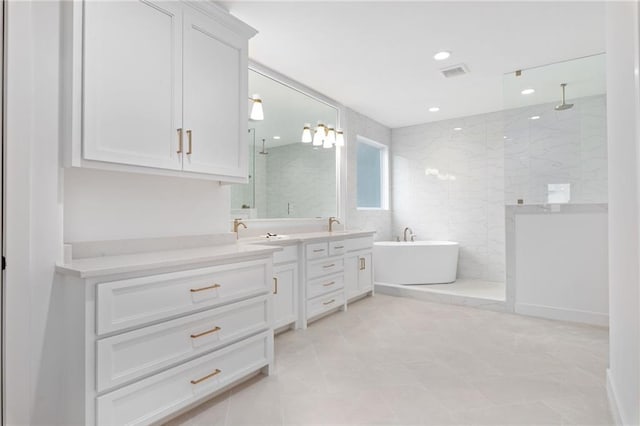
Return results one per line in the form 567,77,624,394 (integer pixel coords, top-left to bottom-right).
166,294,612,426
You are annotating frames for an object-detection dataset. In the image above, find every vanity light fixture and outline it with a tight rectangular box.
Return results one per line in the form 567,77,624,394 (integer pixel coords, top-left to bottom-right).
453,127,462,131
429,106,440,112
529,115,541,120
272,136,281,140
249,94,264,121
434,51,451,61
301,124,312,143
521,88,535,95
303,122,345,148
324,125,336,149
312,123,326,146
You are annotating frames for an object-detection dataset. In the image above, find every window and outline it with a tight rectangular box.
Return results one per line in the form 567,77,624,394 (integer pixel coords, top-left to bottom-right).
357,136,389,209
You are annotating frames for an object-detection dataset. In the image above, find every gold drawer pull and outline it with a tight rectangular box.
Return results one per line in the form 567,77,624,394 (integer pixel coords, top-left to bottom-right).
273,277,278,295
322,281,335,287
323,299,336,305
323,263,336,269
360,258,366,271
177,128,183,153
334,246,344,249
190,284,221,293
186,129,193,155
190,326,221,339
313,249,325,253
190,369,221,385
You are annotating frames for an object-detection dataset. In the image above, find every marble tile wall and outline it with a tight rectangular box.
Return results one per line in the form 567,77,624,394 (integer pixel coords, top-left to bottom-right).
391,94,607,282
264,142,337,218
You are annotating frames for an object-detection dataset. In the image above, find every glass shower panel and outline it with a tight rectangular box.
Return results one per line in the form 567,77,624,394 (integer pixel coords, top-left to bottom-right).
502,53,607,206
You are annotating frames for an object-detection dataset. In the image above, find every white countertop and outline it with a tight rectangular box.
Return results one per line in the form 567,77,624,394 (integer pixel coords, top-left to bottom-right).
56,243,282,279
57,230,375,279
239,230,376,245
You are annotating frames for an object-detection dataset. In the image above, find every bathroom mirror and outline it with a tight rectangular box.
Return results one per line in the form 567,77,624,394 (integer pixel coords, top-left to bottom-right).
230,68,339,219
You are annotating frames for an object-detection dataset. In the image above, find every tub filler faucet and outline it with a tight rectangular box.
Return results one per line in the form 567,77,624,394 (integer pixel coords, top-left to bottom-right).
403,227,414,242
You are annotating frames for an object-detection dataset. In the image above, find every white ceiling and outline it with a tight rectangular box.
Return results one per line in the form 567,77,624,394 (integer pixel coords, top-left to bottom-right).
222,1,606,128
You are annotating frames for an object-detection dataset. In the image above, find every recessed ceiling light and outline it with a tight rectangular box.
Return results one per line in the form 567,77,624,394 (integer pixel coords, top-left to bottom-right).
273,136,281,140
521,88,535,95
434,51,451,61
429,106,440,112
529,115,541,120
453,127,462,131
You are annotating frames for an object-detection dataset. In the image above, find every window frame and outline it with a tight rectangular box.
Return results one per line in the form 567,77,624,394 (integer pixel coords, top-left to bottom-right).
356,135,389,211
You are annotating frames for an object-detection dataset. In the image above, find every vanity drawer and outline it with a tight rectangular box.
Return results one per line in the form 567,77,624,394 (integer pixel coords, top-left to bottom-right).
307,274,344,299
346,235,374,252
273,245,298,265
306,290,345,319
96,296,269,392
97,331,272,426
306,242,328,260
96,259,271,335
307,257,344,279
328,240,346,256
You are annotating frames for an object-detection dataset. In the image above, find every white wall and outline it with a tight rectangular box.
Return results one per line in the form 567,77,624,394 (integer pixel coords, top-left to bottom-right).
514,211,608,326
345,108,393,241
605,2,640,425
64,168,231,242
5,2,65,424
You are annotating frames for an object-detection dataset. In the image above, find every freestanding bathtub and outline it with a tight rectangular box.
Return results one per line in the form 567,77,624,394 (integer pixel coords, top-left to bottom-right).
374,241,460,285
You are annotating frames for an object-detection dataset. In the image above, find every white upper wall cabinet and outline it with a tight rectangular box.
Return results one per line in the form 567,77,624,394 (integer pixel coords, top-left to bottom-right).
65,0,257,182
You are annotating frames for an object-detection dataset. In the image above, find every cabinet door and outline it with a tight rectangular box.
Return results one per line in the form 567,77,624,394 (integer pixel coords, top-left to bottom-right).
182,7,248,179
358,252,373,292
273,264,297,329
344,255,359,300
83,0,183,170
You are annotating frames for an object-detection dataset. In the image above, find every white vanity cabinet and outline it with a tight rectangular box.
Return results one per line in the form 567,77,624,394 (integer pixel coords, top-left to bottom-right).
272,245,298,331
344,236,375,301
300,233,375,328
67,1,256,182
56,246,276,426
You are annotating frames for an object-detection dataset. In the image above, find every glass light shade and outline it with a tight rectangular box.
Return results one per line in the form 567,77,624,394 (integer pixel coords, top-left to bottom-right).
250,94,264,121
313,124,325,146
335,130,345,147
326,126,336,146
301,123,312,143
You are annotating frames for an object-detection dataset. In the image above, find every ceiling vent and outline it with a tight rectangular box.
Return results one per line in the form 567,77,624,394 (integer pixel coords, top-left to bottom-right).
440,64,469,78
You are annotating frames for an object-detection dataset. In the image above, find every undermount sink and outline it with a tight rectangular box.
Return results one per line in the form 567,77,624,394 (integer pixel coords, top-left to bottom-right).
264,234,290,240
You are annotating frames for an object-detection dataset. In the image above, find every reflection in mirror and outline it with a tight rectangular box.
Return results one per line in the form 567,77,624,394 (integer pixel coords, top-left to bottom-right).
231,69,339,219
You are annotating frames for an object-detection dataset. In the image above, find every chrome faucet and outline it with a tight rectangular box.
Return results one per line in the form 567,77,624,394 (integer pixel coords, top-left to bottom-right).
403,227,414,242
233,218,247,239
329,216,341,232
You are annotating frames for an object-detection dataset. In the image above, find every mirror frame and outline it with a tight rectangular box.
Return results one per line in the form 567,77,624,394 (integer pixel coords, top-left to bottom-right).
244,60,347,222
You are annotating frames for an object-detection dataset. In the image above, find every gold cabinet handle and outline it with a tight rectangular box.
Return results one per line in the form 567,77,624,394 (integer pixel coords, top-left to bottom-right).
359,258,365,270
190,326,221,339
273,277,278,294
190,283,221,293
323,299,336,305
322,281,335,287
177,128,183,154
186,129,193,155
323,263,336,269
334,246,344,249
190,369,221,385
313,249,325,253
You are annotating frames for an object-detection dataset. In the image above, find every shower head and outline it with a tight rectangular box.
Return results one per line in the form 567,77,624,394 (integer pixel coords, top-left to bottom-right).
554,83,574,111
